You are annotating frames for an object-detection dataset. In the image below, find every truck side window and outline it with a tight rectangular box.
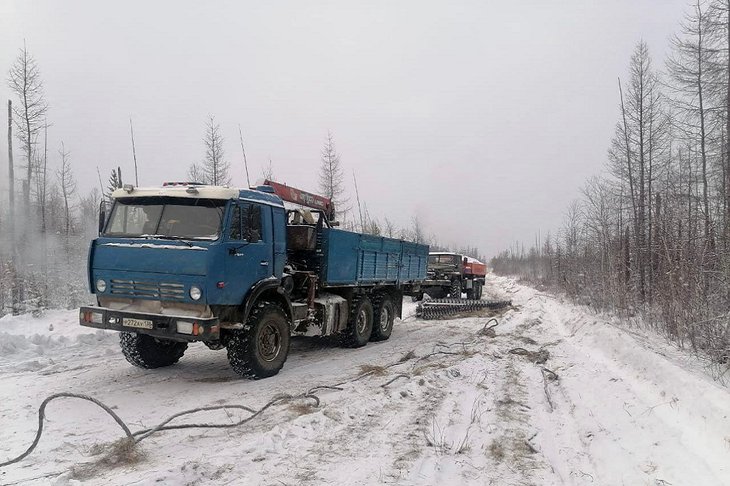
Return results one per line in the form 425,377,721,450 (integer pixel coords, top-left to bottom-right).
229,203,262,242
245,205,262,242
229,205,242,240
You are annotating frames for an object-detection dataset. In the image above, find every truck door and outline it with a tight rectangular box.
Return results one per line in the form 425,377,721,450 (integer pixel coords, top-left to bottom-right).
224,202,273,302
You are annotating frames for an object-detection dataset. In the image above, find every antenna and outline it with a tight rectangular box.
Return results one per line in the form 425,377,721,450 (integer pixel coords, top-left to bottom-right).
96,166,105,202
130,117,139,186
238,124,251,188
353,170,364,233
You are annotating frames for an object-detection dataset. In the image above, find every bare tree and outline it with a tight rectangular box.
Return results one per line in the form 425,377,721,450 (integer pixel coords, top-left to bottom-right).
667,0,717,251
79,188,102,237
262,158,275,181
384,217,396,238
7,100,15,249
106,167,123,201
7,44,48,215
57,143,77,237
608,41,667,302
198,115,230,185
35,121,49,233
411,215,425,244
318,131,348,220
187,163,205,184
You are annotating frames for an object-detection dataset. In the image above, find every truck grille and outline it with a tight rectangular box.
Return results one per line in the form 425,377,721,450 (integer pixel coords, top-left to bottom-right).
109,279,186,300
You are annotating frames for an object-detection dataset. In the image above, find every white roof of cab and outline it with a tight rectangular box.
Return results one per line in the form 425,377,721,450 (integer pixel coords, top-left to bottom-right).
111,186,240,200
429,251,484,264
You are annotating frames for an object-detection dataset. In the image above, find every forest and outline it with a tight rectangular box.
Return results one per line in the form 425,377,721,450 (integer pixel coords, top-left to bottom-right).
491,1,730,372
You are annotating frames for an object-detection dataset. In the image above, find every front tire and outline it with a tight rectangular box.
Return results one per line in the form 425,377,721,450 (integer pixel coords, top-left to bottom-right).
371,294,395,342
450,279,462,299
227,301,290,379
119,332,188,369
342,295,373,348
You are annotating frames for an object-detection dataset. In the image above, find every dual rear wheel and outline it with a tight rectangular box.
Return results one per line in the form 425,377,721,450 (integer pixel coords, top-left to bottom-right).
342,293,395,347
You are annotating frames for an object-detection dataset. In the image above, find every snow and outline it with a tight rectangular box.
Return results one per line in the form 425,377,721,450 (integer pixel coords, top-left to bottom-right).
111,186,240,200
1,275,729,485
101,243,208,251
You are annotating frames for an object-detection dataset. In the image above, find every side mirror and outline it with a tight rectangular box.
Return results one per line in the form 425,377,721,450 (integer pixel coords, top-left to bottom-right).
98,201,107,235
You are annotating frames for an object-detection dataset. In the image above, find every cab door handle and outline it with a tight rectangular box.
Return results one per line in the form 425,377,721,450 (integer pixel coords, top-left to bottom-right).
260,261,269,266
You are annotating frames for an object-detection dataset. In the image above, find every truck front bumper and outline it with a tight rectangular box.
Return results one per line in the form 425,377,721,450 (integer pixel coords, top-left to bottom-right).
79,306,220,342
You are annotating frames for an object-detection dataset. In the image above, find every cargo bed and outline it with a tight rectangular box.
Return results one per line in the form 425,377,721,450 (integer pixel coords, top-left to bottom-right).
319,228,428,287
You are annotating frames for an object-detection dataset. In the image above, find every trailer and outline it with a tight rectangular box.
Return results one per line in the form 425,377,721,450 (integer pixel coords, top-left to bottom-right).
79,181,428,379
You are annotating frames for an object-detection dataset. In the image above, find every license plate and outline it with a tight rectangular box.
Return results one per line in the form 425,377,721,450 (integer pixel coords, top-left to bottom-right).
123,318,153,329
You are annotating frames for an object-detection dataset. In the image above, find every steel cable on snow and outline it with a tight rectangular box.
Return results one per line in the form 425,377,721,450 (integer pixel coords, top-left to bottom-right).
0,391,320,468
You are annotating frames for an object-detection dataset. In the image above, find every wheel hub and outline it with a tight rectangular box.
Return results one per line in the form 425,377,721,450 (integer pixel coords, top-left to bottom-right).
258,323,282,362
356,309,368,334
380,307,390,331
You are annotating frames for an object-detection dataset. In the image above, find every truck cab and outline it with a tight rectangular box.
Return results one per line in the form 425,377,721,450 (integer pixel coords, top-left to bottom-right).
421,252,487,300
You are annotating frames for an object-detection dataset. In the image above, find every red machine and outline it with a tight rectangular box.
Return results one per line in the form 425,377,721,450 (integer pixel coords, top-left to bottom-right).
463,257,487,278
263,180,336,221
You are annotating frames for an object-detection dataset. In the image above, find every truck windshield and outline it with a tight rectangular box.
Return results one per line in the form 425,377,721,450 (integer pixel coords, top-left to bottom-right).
104,197,227,240
429,254,459,265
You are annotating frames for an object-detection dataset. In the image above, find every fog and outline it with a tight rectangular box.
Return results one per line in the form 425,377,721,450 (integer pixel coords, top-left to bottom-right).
0,0,688,257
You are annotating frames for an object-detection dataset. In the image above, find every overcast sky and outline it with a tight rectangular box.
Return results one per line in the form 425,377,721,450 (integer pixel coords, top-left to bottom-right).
0,0,690,258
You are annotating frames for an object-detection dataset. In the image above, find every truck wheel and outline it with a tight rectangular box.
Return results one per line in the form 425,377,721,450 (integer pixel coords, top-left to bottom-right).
342,296,373,348
475,281,483,300
371,294,395,342
466,288,476,300
119,332,187,369
450,280,462,299
227,301,290,379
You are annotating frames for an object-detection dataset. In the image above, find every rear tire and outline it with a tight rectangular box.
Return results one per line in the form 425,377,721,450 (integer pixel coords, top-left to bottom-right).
342,295,373,348
371,294,395,342
120,332,187,369
227,301,290,379
475,281,483,300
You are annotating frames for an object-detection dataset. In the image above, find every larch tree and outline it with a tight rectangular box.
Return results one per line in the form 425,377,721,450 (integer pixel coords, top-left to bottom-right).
106,167,123,202
188,116,230,185
411,215,425,244
667,0,717,252
57,142,77,237
7,44,48,216
262,158,275,181
194,115,230,186
318,131,348,220
608,41,666,301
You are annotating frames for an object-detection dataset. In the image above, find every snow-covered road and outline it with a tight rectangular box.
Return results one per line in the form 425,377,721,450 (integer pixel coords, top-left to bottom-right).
1,275,728,485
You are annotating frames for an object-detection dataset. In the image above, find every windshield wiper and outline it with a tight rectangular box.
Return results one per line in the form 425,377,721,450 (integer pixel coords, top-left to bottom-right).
161,236,194,247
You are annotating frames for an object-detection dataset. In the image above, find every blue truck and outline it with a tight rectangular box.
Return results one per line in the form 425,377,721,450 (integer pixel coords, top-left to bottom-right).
79,181,428,378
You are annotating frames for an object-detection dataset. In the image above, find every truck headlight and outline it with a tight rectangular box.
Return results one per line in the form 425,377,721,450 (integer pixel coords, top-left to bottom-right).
96,279,107,293
189,285,202,301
